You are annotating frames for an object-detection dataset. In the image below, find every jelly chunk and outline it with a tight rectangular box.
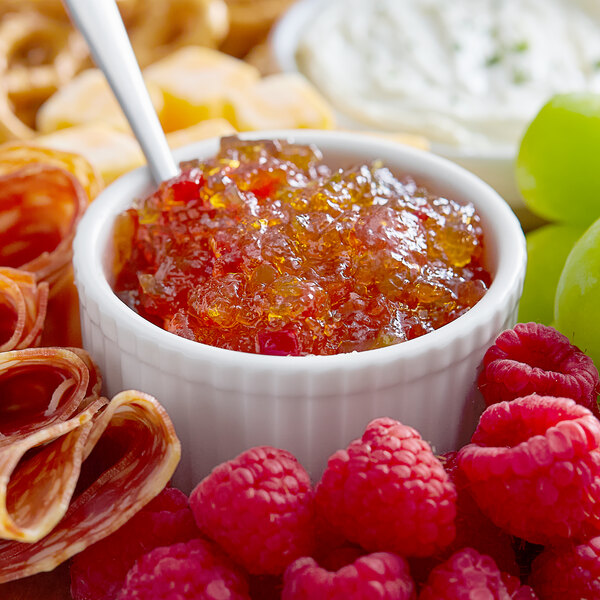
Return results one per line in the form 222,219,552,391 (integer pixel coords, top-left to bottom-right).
112,137,490,356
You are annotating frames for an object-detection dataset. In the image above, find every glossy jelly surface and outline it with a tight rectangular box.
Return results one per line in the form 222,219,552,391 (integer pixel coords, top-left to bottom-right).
112,137,490,356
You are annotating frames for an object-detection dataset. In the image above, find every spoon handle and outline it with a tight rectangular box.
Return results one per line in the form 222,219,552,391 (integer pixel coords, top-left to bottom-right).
64,0,179,183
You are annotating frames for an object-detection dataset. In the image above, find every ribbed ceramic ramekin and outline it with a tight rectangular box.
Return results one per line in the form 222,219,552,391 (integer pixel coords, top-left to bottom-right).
73,130,526,491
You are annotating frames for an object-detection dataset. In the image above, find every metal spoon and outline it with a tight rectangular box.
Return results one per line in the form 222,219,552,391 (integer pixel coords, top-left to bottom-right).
63,0,179,184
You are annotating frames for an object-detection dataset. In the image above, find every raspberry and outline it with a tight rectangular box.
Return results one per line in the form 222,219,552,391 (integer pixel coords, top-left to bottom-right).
313,511,351,558
504,576,540,600
478,322,600,415
117,539,250,600
409,452,518,584
440,452,518,574
248,575,284,600
528,536,600,600
281,553,416,600
419,548,537,600
315,417,457,557
190,446,315,575
70,487,199,600
458,395,600,544
316,545,366,572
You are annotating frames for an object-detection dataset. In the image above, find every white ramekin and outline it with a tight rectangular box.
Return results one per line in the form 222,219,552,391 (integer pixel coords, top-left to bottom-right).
73,130,526,491
269,0,540,227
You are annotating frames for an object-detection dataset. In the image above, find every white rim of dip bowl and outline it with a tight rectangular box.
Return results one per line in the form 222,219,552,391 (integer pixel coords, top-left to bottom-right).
73,129,526,490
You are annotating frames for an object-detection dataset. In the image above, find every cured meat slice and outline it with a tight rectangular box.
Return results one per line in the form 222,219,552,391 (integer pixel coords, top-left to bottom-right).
0,145,103,347
0,143,103,201
39,264,82,348
0,163,88,290
0,353,180,583
0,347,102,542
0,267,48,351
0,160,90,346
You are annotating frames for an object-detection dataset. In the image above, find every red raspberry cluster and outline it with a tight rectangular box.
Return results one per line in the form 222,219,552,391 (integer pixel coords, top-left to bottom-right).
69,323,600,599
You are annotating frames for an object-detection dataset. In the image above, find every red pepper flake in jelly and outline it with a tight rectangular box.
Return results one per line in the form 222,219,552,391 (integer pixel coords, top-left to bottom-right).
112,137,490,356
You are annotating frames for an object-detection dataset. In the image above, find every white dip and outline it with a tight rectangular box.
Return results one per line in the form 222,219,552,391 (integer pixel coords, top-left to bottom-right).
297,0,600,152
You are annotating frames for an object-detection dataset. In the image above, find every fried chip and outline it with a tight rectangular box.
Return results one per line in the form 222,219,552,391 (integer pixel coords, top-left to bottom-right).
228,72,335,131
36,68,163,136
144,46,259,132
35,124,146,184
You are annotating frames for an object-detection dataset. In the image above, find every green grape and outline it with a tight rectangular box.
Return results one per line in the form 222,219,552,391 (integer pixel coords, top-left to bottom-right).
517,93,600,225
518,224,584,325
555,217,600,368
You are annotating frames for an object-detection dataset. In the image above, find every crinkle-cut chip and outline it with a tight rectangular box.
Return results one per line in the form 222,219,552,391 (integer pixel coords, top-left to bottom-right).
228,73,335,132
166,118,236,149
143,47,260,133
0,373,180,584
0,142,103,202
0,163,87,290
0,267,48,351
36,68,164,135
35,124,146,184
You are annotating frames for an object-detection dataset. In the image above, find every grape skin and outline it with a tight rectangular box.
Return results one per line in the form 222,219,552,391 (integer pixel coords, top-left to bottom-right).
519,224,584,325
555,217,600,369
517,93,600,226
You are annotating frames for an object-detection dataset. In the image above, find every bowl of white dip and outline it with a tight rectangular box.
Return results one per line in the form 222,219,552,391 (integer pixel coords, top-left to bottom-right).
271,0,600,223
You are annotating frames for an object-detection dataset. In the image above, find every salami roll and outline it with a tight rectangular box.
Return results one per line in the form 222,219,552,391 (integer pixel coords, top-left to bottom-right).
0,348,180,583
0,348,101,542
0,163,87,289
0,143,103,202
0,160,90,346
0,267,48,351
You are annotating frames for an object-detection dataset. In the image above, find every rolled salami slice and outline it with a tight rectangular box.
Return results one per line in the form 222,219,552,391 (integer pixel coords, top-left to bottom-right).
0,144,102,347
0,384,180,583
0,347,101,543
0,163,88,290
0,267,48,351
0,143,103,202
